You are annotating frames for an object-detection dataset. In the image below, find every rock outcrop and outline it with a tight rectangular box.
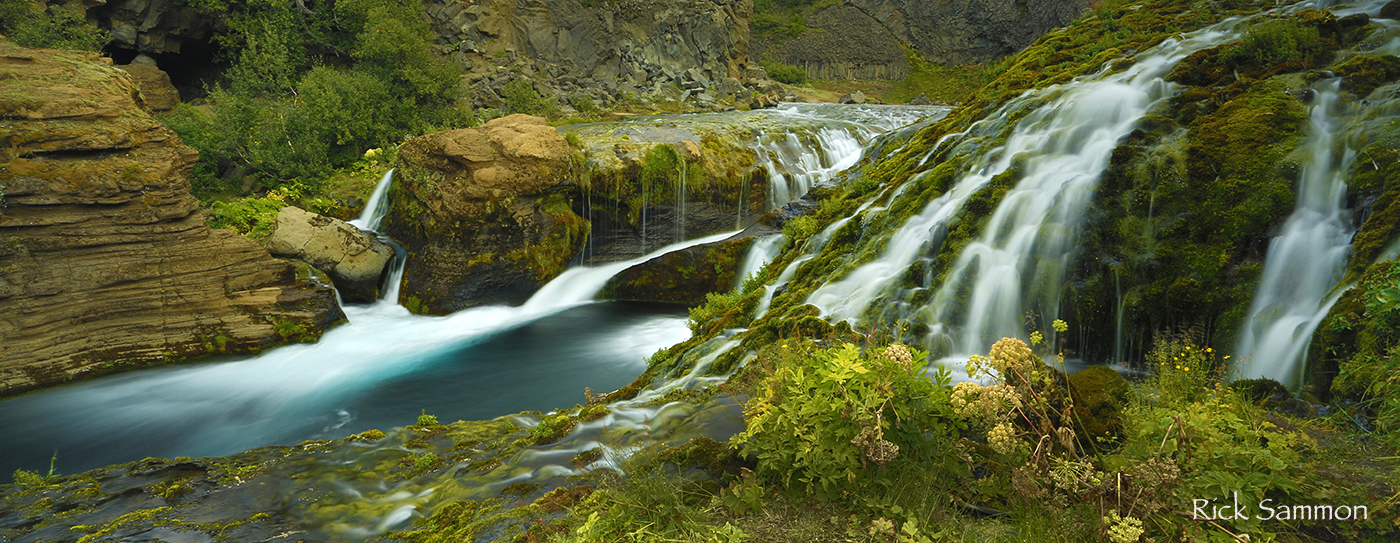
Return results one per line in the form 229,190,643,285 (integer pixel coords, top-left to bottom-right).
0,42,344,397
599,235,754,305
381,114,589,313
120,63,181,111
753,0,1092,81
266,206,395,303
427,0,756,111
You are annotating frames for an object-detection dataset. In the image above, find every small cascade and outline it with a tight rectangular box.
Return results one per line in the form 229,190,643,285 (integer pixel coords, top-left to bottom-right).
1235,79,1357,388
733,234,783,291
348,169,396,232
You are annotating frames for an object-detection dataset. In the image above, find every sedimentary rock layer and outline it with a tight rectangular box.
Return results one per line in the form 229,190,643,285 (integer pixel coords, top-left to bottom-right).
0,43,344,397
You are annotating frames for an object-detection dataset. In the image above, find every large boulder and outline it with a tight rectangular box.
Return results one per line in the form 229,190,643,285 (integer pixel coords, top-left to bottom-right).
381,114,589,313
266,207,395,303
0,42,344,397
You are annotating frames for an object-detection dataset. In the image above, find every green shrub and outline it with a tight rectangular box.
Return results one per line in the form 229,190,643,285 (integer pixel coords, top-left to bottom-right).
501,79,555,117
160,0,469,188
760,59,806,85
732,342,954,497
1226,18,1321,66
416,409,440,426
0,0,109,51
207,197,284,241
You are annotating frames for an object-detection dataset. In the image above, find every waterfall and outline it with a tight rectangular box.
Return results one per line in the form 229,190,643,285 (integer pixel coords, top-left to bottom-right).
1235,80,1357,388
348,169,395,232
808,24,1245,351
749,104,948,210
733,234,783,291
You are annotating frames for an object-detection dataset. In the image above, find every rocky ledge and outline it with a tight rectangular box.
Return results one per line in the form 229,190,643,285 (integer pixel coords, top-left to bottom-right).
0,42,344,397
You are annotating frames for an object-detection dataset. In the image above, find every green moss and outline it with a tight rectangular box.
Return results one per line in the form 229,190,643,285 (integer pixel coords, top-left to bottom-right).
1067,366,1131,447
1334,54,1400,96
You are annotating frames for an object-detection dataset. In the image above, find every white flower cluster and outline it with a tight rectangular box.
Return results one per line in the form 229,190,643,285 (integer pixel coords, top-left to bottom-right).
950,382,1022,424
882,344,914,370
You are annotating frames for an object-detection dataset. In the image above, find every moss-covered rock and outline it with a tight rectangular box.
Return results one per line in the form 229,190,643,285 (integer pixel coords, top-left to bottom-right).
381,115,589,313
600,235,755,305
1068,365,1131,447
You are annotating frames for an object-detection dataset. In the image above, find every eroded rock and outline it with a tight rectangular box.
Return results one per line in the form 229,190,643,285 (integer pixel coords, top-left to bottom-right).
266,206,394,303
381,114,588,313
0,43,344,397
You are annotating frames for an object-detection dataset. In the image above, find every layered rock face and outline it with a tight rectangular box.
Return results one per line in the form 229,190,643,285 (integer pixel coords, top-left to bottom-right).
266,207,395,304
754,0,1092,80
849,0,1093,64
427,0,756,110
381,114,589,313
0,43,344,397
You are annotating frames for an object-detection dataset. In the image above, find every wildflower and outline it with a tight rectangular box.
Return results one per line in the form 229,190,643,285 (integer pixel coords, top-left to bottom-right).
1184,367,1190,372
883,344,914,369
1206,347,1213,353
1224,355,1231,359
1175,365,1181,370
988,422,1020,456
1053,319,1068,333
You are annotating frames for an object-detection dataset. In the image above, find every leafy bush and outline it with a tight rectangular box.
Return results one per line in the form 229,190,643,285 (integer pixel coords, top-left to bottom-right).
206,197,284,242
732,342,954,497
162,0,469,188
0,0,109,51
1226,18,1321,66
416,409,439,426
501,79,555,117
759,59,806,85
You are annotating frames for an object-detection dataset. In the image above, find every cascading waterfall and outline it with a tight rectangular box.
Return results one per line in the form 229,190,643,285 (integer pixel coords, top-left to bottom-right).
1234,80,1358,388
808,23,1245,349
348,169,396,232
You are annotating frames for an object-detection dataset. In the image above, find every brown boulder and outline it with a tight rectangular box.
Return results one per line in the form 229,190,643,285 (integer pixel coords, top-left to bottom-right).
0,43,344,397
381,114,589,313
122,64,181,111
266,206,395,303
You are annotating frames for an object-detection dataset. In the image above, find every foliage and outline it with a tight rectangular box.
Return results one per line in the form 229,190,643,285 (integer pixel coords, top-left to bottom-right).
1145,336,1228,407
501,79,555,117
1224,17,1322,66
732,342,955,497
161,0,469,189
206,197,284,241
416,409,440,426
0,0,108,51
688,290,747,333
1328,260,1400,446
760,59,806,85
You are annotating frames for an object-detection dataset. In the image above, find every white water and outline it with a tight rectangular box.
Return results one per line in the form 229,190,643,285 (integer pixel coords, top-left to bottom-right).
348,169,396,232
753,104,949,209
1234,81,1357,387
733,234,783,291
809,24,1244,344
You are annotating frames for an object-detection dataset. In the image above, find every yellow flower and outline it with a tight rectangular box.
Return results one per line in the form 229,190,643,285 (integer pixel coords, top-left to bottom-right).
782,344,789,349
1175,365,1181,370
1224,355,1230,359
1206,347,1213,353
1185,346,1191,351
1184,367,1190,372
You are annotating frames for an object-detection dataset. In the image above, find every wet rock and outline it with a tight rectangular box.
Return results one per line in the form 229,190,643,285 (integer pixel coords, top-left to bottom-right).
0,42,344,398
600,236,755,305
907,92,932,105
1381,0,1400,20
381,115,588,313
839,90,866,104
265,207,394,304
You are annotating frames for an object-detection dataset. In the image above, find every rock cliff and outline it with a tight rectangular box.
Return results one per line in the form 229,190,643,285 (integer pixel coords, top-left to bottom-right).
380,114,589,313
428,0,753,109
753,0,1092,80
0,42,344,397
